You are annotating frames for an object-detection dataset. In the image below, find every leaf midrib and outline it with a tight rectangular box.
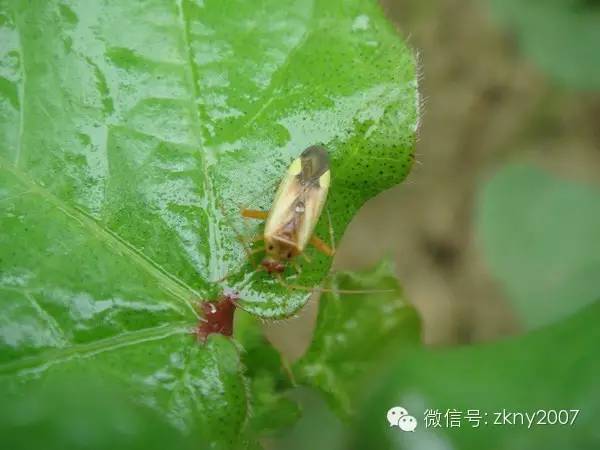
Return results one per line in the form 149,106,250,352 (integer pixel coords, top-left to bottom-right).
2,4,224,379
175,0,223,282
0,321,190,376
8,2,224,294
0,157,199,317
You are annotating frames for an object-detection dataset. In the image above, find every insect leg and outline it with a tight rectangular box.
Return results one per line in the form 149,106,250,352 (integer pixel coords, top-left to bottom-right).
274,273,393,295
216,202,263,280
309,234,335,257
239,209,267,245
248,246,266,256
215,246,262,282
309,208,336,257
241,208,269,220
291,259,303,275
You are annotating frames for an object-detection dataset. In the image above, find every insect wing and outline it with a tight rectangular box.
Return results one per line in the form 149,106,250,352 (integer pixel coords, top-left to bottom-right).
299,145,330,183
264,146,330,252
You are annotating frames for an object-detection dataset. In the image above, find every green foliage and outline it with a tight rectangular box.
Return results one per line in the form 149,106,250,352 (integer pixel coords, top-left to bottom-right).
350,300,600,450
233,311,301,437
477,165,600,328
0,374,200,450
294,260,420,419
1,332,250,449
268,389,347,450
488,0,600,89
0,0,417,319
0,0,417,447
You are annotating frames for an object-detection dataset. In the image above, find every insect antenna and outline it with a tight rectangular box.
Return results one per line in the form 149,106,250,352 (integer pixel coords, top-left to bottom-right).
215,201,263,282
326,208,336,254
274,273,394,295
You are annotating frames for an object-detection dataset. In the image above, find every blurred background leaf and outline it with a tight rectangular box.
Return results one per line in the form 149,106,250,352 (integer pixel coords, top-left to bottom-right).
0,332,251,449
477,165,600,329
0,373,200,450
350,299,600,450
488,0,600,90
293,260,420,418
233,311,301,438
266,388,347,450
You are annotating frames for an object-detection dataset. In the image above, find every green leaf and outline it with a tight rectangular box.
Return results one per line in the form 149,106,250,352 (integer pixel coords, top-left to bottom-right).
0,0,418,320
268,388,347,450
293,260,421,419
234,311,301,437
350,300,600,450
476,165,600,328
1,332,250,449
0,373,199,450
488,0,600,90
0,0,417,445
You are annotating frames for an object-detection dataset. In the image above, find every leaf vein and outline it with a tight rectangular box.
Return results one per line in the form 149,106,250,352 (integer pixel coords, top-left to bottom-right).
175,0,222,281
0,158,199,317
0,322,190,377
24,291,70,347
13,8,26,168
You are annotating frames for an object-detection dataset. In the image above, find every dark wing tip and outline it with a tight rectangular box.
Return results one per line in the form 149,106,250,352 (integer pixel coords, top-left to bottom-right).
299,145,330,182
301,145,329,163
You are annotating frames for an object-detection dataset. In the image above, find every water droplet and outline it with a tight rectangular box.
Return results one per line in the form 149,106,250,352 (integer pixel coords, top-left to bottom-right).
352,14,370,32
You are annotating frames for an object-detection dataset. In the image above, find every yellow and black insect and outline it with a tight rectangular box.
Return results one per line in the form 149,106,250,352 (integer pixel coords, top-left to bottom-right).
232,145,391,295
240,145,335,275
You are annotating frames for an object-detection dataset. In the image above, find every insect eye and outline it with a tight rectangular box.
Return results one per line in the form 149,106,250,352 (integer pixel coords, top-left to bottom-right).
268,245,274,250
287,252,292,259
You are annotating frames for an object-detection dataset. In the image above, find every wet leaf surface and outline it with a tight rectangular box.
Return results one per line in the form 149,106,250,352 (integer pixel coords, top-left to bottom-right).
294,260,420,418
0,0,417,445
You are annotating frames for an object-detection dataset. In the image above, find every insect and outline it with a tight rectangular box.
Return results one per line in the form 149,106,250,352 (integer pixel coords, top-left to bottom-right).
240,145,334,276
227,145,392,296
